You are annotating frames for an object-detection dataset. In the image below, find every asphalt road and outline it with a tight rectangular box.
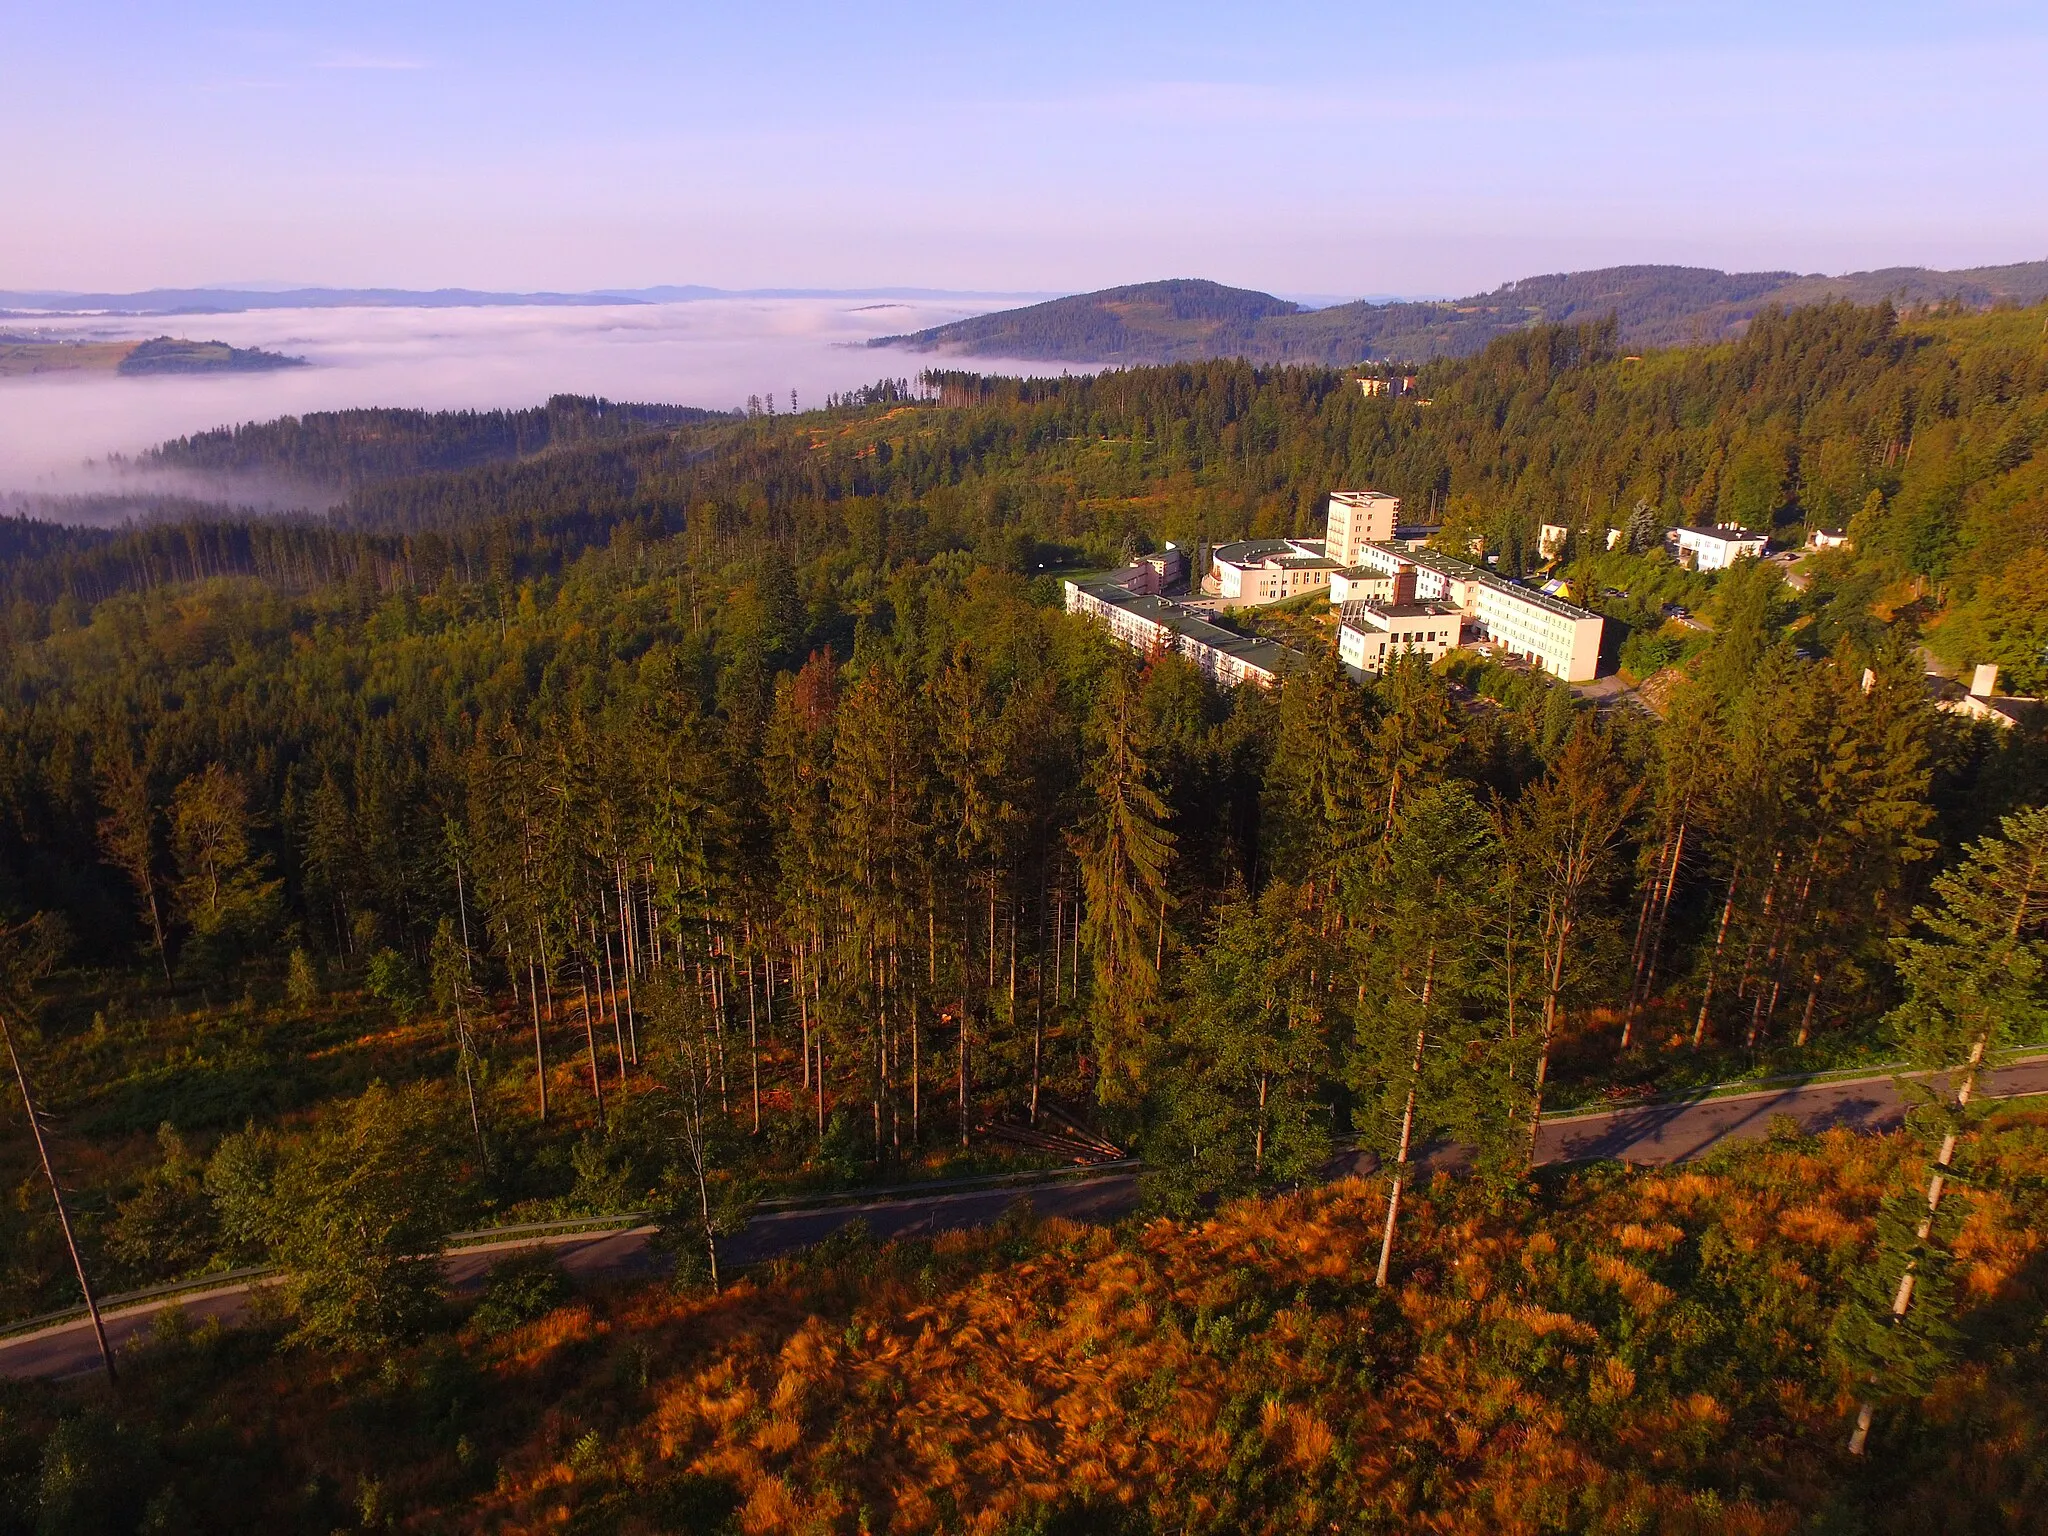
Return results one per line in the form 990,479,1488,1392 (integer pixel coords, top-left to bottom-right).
7,1057,2045,1382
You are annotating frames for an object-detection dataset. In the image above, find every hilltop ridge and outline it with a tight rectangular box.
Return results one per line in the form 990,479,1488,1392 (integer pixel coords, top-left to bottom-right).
876,259,2048,364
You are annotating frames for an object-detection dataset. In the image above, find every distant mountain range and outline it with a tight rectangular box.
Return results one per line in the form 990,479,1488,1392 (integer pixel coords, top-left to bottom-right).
872,262,2048,365
0,285,1053,318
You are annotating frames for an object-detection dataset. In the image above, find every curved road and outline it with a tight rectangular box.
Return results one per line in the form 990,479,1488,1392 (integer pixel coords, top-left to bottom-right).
7,1057,2045,1382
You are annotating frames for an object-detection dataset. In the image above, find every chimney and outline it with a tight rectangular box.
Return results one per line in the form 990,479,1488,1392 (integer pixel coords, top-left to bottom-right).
1971,663,1999,699
1393,565,1418,604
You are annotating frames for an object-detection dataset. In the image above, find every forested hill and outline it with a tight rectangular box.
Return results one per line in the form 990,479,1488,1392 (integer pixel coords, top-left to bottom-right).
142,395,733,491
0,297,2044,1528
868,279,1308,362
877,260,2048,364
11,299,2046,694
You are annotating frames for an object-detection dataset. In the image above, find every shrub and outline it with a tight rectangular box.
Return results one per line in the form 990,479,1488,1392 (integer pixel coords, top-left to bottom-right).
469,1249,570,1336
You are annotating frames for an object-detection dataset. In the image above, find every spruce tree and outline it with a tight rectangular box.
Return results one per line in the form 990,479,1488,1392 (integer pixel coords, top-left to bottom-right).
1073,660,1176,1099
1834,805,2048,1453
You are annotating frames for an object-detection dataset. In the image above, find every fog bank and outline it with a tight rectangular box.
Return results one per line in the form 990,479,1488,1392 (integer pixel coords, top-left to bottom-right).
0,295,1039,514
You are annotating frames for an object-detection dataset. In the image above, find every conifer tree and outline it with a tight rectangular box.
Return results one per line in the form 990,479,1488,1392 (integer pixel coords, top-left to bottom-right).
1143,880,1329,1215
1350,783,1499,1283
1509,723,1640,1160
1074,659,1176,1099
1835,805,2048,1453
92,732,169,977
1264,644,1372,906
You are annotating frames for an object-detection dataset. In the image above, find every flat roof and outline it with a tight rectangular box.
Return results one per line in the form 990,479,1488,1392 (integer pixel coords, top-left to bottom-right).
1365,541,1601,624
1071,582,1297,675
1341,600,1459,631
1673,524,1766,543
1212,537,1334,571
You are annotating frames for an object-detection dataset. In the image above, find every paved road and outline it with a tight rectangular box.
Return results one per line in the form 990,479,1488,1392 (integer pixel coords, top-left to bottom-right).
1537,1057,2048,1166
8,1058,2045,1382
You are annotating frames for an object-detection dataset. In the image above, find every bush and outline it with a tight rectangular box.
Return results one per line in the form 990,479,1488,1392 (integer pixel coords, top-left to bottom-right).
208,1083,463,1349
469,1249,570,1336
363,949,426,1018
284,948,320,1009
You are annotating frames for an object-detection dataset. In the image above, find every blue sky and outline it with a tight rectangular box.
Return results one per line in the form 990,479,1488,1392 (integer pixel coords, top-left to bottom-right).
3,0,2043,296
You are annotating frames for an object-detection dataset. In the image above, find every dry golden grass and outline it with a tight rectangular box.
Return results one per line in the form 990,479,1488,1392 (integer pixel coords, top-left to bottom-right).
38,1112,2048,1534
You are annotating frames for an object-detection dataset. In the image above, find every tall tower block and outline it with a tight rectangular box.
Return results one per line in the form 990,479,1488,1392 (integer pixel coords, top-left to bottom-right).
1325,490,1401,565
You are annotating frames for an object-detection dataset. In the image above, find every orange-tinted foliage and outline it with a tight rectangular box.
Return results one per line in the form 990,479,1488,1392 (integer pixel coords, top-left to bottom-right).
24,1115,2048,1534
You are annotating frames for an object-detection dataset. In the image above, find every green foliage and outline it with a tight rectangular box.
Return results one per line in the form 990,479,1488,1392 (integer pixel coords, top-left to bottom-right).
1076,661,1177,1097
283,947,319,1009
1349,783,1513,1174
363,949,426,1019
1887,804,2048,1070
32,1410,159,1536
1143,881,1332,1215
468,1248,571,1336
167,765,279,980
209,1083,462,1349
106,1125,217,1282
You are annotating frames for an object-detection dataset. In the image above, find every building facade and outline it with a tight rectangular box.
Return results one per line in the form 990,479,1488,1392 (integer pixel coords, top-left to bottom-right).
1667,523,1768,571
1341,540,1604,682
1205,538,1341,607
1337,598,1465,674
1325,490,1402,566
1064,580,1292,688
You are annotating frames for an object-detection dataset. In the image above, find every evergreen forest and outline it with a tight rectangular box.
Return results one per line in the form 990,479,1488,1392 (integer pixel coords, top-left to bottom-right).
1,298,2046,1533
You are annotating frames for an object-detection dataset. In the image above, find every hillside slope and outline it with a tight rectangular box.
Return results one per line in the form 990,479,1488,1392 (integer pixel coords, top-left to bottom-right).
6,1123,2046,1531
877,260,2048,364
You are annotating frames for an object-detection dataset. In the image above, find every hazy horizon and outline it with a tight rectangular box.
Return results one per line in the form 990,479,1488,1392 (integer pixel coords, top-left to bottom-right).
5,1,2043,301
0,295,1040,505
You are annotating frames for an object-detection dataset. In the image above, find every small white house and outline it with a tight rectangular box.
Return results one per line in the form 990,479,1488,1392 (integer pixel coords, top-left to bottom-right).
1667,524,1768,571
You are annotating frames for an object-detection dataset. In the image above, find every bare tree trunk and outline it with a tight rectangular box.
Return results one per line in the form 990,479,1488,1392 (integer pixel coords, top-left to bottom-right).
797,944,811,1090
1620,835,1668,1044
709,955,729,1110
4,1013,115,1383
1377,1031,1426,1288
578,964,605,1129
602,918,627,1081
1254,1073,1269,1175
529,957,548,1121
616,867,639,1063
1639,819,1687,1006
1691,863,1742,1048
746,952,761,1135
1796,960,1825,1047
1527,918,1574,1166
1850,1034,1988,1453
1738,851,1784,1043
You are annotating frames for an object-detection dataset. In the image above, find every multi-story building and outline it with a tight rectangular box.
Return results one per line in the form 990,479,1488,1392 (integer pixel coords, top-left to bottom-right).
1341,539,1604,682
1324,490,1402,565
1667,523,1768,571
1111,542,1189,596
1064,580,1293,688
1337,595,1464,675
1205,538,1341,607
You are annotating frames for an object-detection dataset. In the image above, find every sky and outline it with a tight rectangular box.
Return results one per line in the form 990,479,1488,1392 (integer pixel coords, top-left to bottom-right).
2,0,2045,299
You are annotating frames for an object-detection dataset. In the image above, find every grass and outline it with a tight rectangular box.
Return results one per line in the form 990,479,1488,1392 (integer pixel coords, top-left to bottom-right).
9,1117,2046,1531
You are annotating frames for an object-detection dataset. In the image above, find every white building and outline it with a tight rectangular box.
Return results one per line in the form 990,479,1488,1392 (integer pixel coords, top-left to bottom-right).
1667,523,1768,571
1340,539,1604,682
1934,664,2039,731
1325,490,1402,565
1205,538,1341,607
1336,563,1465,673
1065,580,1293,688
1111,542,1188,596
1807,527,1850,552
1539,523,1571,560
